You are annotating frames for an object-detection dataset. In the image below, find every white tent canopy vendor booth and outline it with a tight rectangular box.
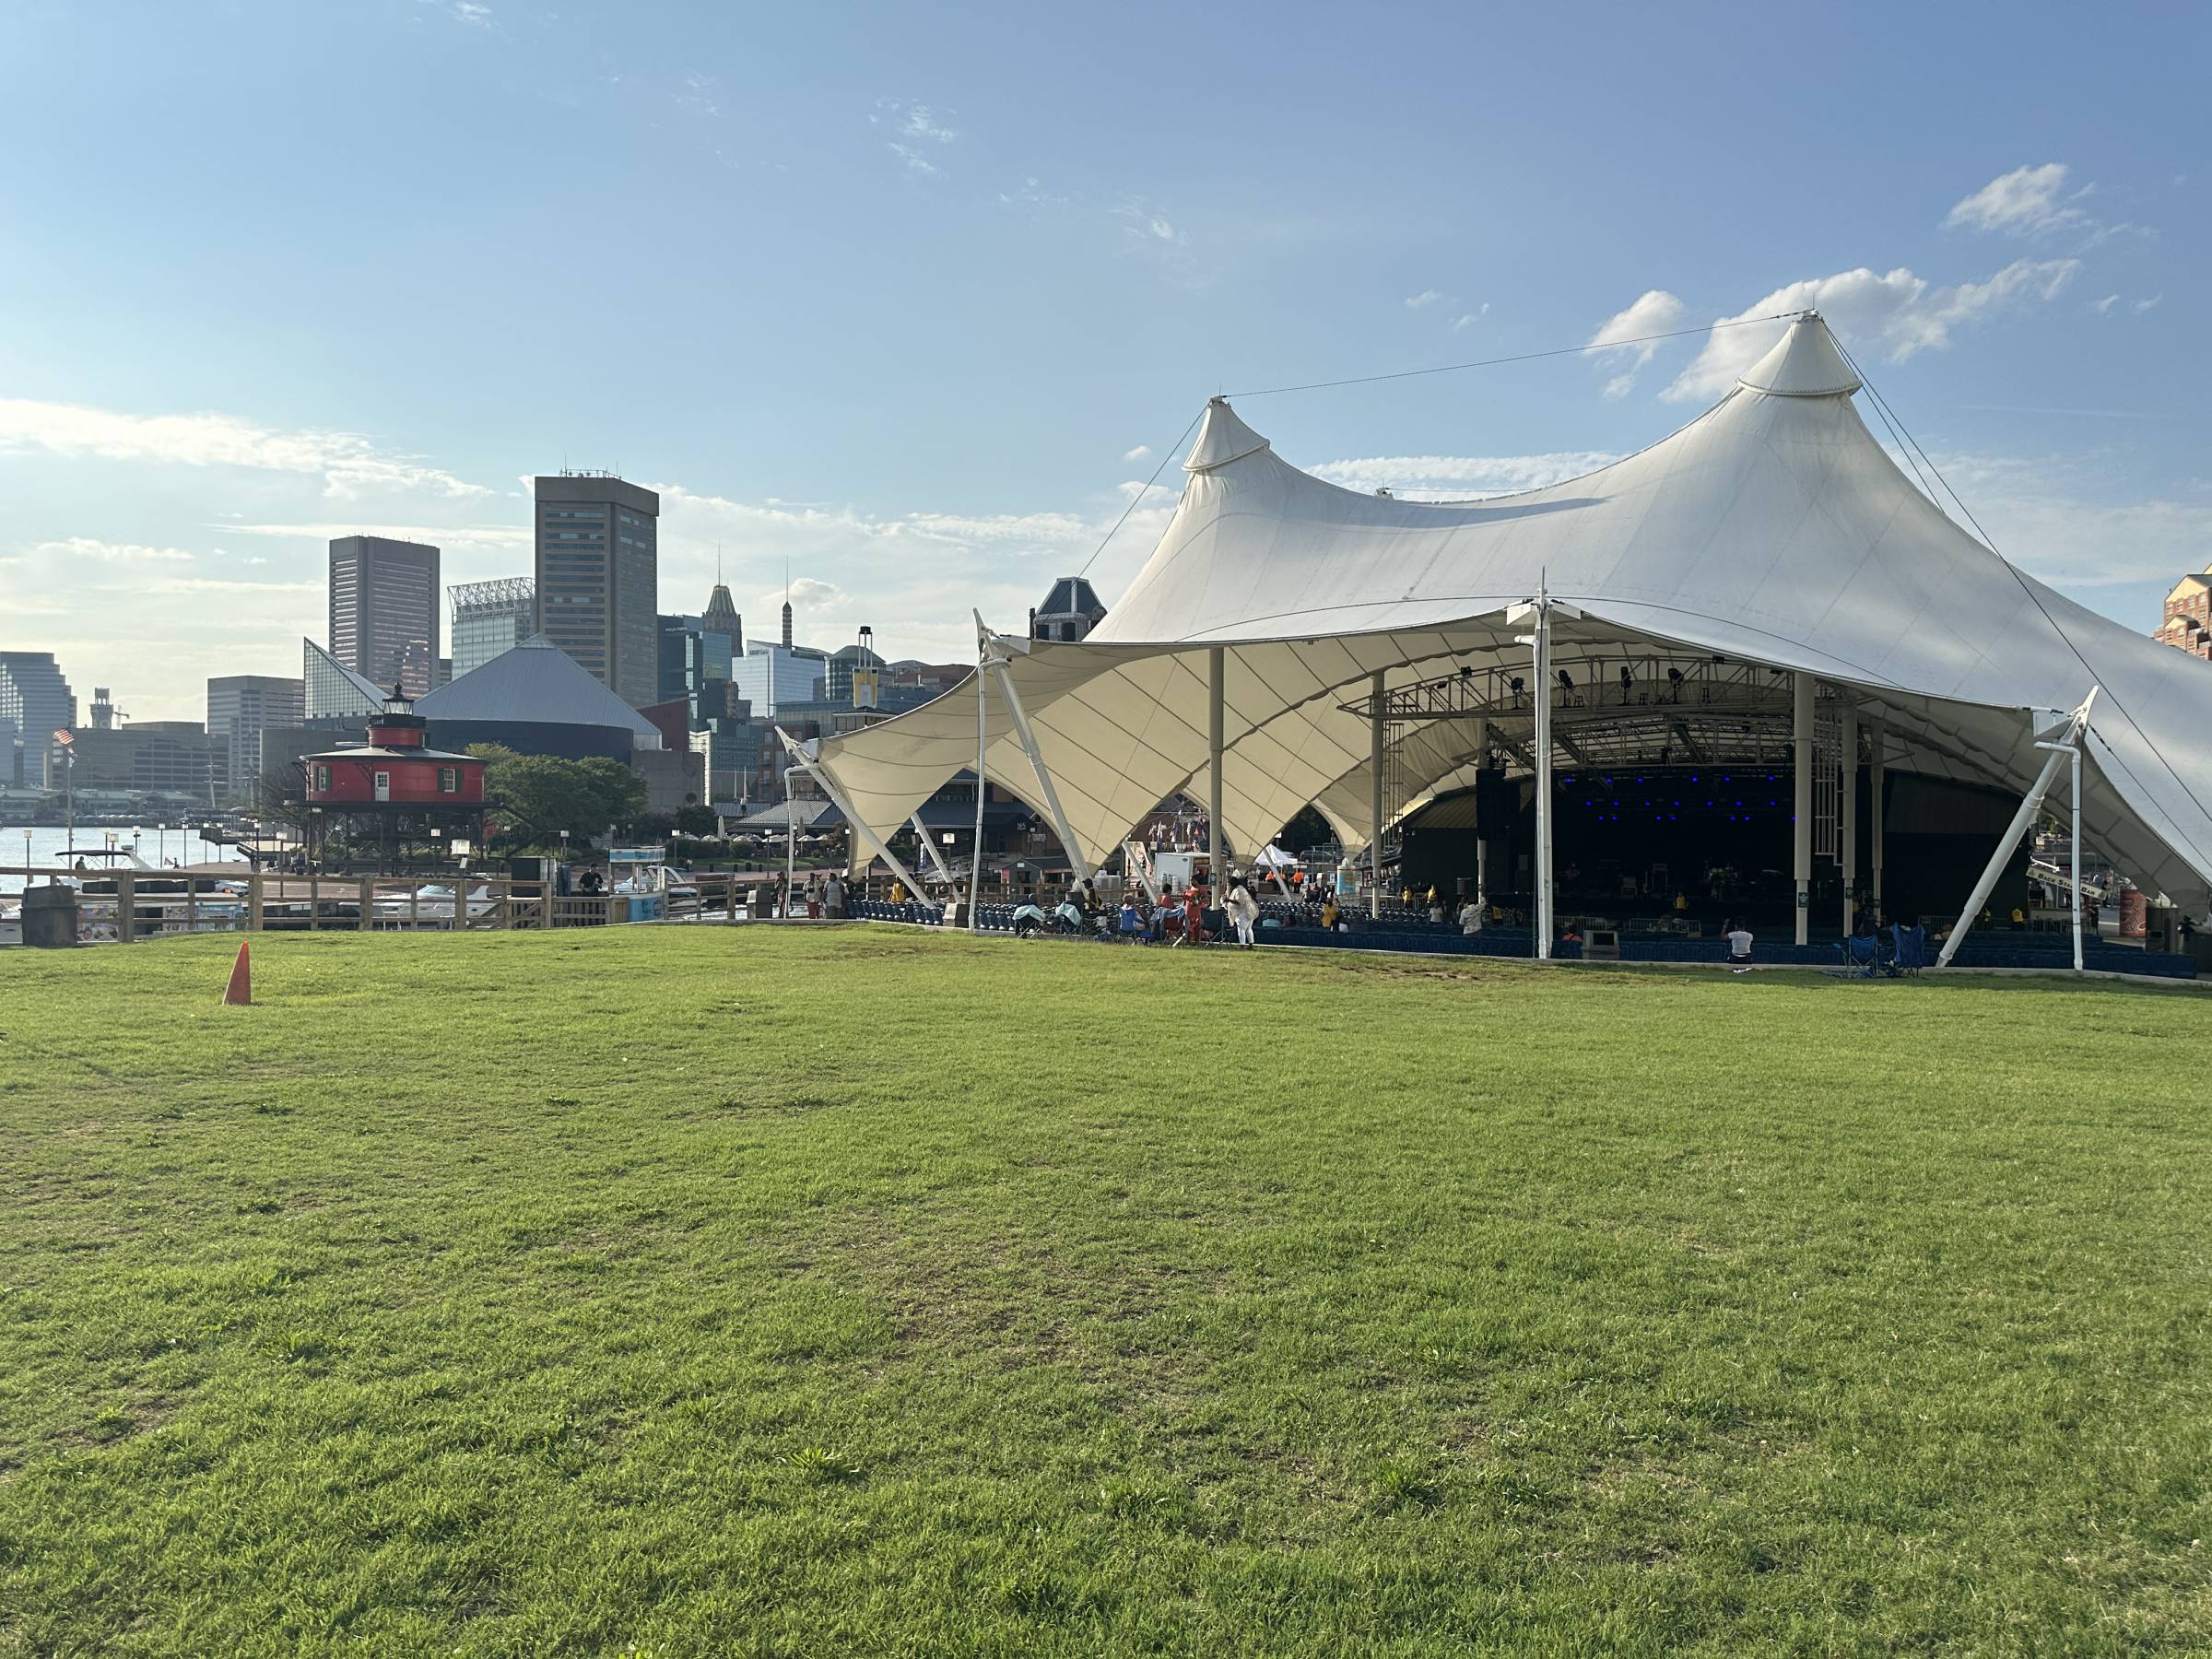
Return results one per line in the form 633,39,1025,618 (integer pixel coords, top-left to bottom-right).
814,313,2212,962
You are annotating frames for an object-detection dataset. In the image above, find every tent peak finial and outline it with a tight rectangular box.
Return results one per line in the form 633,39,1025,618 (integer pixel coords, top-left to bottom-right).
1185,396,1272,472
1737,312,1862,398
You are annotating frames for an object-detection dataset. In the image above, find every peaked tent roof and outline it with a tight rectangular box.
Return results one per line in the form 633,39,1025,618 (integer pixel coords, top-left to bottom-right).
814,315,2212,905
417,636,662,743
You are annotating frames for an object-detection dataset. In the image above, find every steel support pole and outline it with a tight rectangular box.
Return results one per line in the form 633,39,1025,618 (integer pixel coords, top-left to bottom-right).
979,621,1091,885
1870,717,1886,918
1936,742,2072,970
782,767,796,913
2070,745,2084,972
1936,691,2096,970
968,663,987,933
1840,706,1858,936
1209,647,1228,908
1473,716,1489,912
775,731,931,905
1368,668,1385,919
1793,672,1814,946
911,813,957,888
1535,615,1553,959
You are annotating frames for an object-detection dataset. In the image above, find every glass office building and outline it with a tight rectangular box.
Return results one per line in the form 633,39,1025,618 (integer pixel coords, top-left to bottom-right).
451,576,537,679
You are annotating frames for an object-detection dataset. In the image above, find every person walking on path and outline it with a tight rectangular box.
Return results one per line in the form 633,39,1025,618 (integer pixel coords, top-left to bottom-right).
1226,875,1260,950
823,873,846,918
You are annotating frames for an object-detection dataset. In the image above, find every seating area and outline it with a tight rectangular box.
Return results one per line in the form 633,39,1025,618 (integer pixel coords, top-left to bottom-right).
934,897,2198,979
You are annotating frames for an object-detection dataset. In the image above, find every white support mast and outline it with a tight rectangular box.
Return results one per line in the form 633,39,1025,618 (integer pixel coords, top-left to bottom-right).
1869,716,1886,918
910,812,957,888
1936,688,2099,970
968,656,987,932
2069,739,2086,972
1209,647,1229,907
773,727,930,905
977,614,1092,885
1367,669,1385,919
1507,579,1580,960
1472,716,1489,915
1840,705,1858,936
1793,672,1814,946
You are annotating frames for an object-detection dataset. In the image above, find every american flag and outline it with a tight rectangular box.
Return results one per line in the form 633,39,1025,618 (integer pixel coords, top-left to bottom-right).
52,730,72,747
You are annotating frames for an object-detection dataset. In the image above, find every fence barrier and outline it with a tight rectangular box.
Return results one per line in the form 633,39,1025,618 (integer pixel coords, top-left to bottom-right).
0,868,874,945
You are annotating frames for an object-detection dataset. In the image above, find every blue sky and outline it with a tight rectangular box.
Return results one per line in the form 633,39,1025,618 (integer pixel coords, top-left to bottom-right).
3,0,2206,721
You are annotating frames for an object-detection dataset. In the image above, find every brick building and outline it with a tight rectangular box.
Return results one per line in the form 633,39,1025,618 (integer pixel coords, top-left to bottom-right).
2153,566,2212,661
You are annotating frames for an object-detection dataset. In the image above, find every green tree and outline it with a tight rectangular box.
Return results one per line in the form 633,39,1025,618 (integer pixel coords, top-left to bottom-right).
470,746,647,848
674,805,720,838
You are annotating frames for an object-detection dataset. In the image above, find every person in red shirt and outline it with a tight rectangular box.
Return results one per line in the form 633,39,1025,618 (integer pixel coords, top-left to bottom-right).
1180,888,1206,946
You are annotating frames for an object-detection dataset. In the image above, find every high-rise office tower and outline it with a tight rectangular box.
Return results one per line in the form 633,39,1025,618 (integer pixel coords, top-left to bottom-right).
450,577,537,679
328,535,440,696
0,651,76,786
534,472,659,707
207,674,305,797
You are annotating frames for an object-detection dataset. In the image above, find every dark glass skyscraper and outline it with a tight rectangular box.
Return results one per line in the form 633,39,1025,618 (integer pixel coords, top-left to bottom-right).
534,473,659,708
328,535,440,696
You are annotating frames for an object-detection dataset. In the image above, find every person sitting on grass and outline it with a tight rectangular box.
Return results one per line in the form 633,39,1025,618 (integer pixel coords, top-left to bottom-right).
1724,917,1754,973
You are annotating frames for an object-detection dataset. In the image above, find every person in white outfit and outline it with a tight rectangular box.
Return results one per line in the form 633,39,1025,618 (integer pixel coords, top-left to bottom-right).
1226,877,1260,949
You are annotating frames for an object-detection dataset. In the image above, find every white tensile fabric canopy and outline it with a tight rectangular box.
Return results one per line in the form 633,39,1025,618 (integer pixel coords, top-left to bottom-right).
817,315,2212,906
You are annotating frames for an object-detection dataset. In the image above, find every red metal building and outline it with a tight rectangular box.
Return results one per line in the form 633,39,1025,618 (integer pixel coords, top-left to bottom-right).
302,686,486,868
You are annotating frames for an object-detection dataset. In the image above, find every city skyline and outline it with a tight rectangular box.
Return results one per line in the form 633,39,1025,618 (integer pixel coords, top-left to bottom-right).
3,2,2207,724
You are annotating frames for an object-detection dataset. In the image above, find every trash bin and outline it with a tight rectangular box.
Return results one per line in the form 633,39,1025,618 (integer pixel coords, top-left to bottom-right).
21,882,79,948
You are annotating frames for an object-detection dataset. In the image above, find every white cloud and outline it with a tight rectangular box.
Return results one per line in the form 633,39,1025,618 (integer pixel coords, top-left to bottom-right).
2091,293,2120,314
139,575,321,594
2136,293,2164,312
1923,451,2212,590
29,535,194,563
1587,289,1685,396
0,397,488,498
1944,163,2090,235
1308,451,1621,499
899,105,957,144
888,143,942,178
1449,306,1489,332
1404,288,1441,310
1660,259,2080,403
1122,444,1151,462
215,521,531,551
452,1,493,26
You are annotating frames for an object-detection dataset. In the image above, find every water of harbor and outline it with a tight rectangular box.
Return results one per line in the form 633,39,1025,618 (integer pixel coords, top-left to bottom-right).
1,825,235,896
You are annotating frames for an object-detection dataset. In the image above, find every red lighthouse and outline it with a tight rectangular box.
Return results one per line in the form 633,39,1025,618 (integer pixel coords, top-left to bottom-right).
302,685,487,870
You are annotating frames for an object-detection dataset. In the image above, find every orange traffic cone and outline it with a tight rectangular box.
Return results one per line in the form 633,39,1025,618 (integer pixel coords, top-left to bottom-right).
222,939,253,1006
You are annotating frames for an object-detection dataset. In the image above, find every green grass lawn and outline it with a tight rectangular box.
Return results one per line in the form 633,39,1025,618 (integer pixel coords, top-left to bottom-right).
3,928,2208,1655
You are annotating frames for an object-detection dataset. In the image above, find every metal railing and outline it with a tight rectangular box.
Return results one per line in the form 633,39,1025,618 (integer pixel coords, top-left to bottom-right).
0,867,853,945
